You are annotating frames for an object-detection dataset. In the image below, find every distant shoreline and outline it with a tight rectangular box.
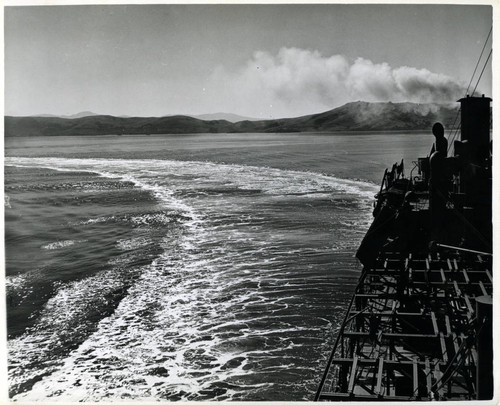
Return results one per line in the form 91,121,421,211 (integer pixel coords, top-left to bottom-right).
5,130,431,138
4,101,459,137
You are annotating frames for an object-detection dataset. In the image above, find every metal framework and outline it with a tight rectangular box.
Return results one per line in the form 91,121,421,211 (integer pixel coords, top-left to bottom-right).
316,249,492,401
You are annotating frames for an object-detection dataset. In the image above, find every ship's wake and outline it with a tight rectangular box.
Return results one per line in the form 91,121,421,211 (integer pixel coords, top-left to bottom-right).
6,157,377,400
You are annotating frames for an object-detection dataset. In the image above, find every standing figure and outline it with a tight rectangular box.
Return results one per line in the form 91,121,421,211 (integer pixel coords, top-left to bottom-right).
432,122,448,157
429,123,448,241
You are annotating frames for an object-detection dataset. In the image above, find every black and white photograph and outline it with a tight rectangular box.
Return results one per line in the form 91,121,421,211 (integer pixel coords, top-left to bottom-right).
3,1,495,401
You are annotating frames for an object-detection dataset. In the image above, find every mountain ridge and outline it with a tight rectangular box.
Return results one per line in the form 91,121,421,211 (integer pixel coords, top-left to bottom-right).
188,112,259,122
31,111,99,119
5,101,460,137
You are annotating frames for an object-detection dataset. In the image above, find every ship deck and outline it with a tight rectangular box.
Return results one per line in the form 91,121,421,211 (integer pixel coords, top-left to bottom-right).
316,248,492,401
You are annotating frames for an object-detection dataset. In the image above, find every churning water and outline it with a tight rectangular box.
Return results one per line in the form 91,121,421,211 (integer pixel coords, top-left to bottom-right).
4,132,430,400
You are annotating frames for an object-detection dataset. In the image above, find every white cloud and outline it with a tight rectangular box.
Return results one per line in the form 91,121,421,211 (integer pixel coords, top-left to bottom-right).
392,66,465,102
207,47,468,118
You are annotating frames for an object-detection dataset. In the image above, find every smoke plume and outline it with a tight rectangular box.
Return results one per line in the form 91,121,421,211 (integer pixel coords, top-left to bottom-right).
208,47,468,118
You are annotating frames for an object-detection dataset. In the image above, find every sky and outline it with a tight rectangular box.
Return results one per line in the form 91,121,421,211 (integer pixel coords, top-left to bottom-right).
4,3,494,118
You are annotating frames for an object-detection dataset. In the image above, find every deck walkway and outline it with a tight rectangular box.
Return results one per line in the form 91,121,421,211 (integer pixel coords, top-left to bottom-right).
316,250,492,401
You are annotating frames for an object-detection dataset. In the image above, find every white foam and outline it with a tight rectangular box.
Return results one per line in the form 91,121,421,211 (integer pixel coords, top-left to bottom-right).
116,237,151,251
12,231,297,400
41,239,87,250
73,216,112,226
5,156,378,201
6,155,375,400
8,263,147,396
129,213,173,226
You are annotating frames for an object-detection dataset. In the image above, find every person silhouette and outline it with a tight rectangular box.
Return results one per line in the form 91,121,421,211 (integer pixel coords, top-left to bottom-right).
429,122,448,241
432,122,448,157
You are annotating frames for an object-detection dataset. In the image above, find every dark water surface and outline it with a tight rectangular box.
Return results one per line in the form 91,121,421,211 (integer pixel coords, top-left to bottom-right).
4,132,430,400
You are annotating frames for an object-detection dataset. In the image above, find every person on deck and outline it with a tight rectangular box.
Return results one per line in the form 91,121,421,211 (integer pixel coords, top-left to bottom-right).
429,122,448,241
432,122,448,157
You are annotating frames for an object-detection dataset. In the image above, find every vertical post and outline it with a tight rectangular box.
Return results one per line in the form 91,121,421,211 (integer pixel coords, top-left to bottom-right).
475,295,493,400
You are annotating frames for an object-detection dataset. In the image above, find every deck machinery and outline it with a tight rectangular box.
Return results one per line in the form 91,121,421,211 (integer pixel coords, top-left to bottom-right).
316,96,493,401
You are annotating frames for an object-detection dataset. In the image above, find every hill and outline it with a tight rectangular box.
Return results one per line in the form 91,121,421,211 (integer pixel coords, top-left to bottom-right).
5,102,459,137
4,115,235,137
32,111,99,119
189,112,259,123
266,101,458,132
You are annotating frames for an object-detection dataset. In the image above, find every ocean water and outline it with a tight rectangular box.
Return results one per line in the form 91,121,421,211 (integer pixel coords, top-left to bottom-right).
4,132,431,401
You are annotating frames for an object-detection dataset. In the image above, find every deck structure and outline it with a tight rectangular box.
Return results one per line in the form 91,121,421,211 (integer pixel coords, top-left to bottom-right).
316,249,492,400
316,96,493,401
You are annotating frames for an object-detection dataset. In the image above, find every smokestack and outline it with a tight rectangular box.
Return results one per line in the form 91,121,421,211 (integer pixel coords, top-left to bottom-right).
458,95,492,161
